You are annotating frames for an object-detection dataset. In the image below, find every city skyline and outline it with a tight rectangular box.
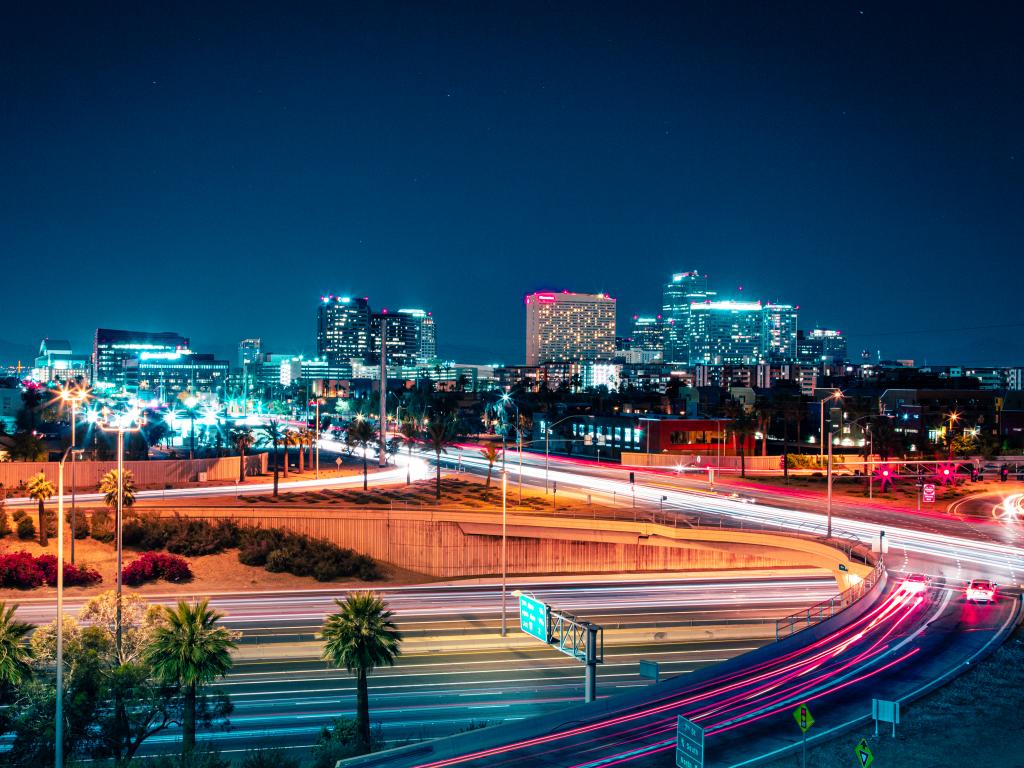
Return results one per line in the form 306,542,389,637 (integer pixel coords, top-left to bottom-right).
3,4,1024,367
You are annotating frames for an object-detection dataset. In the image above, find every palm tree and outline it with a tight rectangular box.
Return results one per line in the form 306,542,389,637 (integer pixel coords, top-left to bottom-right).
230,427,255,483
480,444,501,488
320,592,402,754
346,418,377,491
26,472,55,546
0,603,33,692
399,418,418,485
755,400,775,457
294,428,313,473
99,468,136,514
258,420,285,496
146,599,237,755
724,401,758,479
425,416,457,500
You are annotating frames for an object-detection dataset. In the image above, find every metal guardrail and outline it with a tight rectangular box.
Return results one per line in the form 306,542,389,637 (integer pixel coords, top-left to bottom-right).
774,557,885,641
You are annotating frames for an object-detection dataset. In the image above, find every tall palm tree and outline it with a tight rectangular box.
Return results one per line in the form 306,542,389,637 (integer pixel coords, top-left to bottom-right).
755,400,775,457
320,592,402,754
294,428,313,473
346,418,377,491
724,401,758,479
480,444,501,488
146,600,237,755
399,418,418,485
229,427,255,483
26,472,55,547
425,416,457,500
258,420,285,496
99,468,136,513
0,603,33,692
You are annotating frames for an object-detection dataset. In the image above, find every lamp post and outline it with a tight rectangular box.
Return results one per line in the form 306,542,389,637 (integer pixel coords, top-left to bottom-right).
59,386,89,564
55,445,81,768
819,389,843,463
97,408,144,660
184,394,199,460
826,425,834,539
500,469,508,637
544,415,578,493
945,409,961,459
313,397,323,479
501,394,523,504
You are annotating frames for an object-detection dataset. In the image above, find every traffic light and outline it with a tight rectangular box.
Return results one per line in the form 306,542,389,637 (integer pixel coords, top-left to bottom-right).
1001,464,1010,482
970,466,979,482
941,467,951,486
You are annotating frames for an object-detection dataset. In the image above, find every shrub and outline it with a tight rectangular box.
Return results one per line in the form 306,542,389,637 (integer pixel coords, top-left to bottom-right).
72,513,90,539
165,517,238,556
0,509,9,537
122,551,193,586
0,551,45,588
90,509,115,543
17,516,35,540
123,513,171,550
34,554,102,587
11,508,26,523
241,747,301,768
237,527,379,581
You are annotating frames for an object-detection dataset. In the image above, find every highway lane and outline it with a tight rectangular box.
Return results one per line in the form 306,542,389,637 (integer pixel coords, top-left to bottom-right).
338,577,1018,768
14,575,835,756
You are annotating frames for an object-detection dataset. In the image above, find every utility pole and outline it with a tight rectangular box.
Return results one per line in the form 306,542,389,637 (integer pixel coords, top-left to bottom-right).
379,316,388,468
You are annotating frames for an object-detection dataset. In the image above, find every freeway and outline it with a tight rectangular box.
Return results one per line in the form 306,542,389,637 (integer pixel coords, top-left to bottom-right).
16,575,835,756
319,448,1021,767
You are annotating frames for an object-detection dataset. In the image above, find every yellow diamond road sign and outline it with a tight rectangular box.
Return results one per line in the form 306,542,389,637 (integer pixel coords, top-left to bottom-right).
855,738,874,768
793,703,814,734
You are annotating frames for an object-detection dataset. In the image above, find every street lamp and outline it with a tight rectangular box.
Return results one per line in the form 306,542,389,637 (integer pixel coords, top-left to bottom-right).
184,394,199,460
55,445,82,768
59,385,90,564
819,389,843,463
97,407,145,660
945,409,961,459
500,393,524,504
500,469,508,637
826,423,836,539
544,414,579,493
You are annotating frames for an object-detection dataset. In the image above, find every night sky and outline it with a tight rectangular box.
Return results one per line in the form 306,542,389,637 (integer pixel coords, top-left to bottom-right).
2,2,1022,366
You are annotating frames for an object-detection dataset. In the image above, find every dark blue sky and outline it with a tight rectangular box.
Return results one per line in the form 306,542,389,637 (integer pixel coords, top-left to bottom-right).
2,2,1022,366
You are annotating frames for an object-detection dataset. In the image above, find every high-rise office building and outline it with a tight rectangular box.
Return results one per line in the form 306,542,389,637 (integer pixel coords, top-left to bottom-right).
797,328,847,365
238,338,263,368
761,304,799,361
316,295,371,363
626,315,665,362
93,328,190,389
418,311,437,362
369,308,437,366
686,301,764,364
525,291,616,365
662,271,714,363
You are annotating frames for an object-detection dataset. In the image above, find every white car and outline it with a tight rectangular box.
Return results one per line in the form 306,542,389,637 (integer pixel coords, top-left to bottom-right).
966,579,996,603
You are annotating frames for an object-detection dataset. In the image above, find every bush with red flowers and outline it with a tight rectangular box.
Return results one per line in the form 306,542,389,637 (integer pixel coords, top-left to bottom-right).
0,551,102,589
121,551,192,586
35,554,102,587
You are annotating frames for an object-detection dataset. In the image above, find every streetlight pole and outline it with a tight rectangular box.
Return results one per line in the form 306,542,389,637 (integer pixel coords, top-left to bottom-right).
826,426,834,539
314,398,322,479
500,469,508,637
98,409,143,661
55,445,77,768
819,389,842,464
60,386,88,564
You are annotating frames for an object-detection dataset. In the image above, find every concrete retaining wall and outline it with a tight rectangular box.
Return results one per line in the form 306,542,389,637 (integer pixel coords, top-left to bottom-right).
0,454,266,491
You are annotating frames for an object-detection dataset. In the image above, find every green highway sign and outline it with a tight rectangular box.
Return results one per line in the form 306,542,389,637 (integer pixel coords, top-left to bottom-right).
518,594,550,642
855,738,874,768
675,715,704,768
793,703,815,734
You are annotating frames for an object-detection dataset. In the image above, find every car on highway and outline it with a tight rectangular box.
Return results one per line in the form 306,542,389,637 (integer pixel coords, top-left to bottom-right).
965,579,996,603
898,573,930,595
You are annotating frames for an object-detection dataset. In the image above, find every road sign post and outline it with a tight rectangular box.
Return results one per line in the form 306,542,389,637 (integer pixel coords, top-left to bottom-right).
675,715,704,768
922,483,935,503
855,738,874,767
517,593,549,642
793,703,814,768
872,698,900,737
639,659,659,683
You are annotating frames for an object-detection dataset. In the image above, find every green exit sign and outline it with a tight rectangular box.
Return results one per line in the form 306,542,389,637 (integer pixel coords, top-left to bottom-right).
518,594,550,642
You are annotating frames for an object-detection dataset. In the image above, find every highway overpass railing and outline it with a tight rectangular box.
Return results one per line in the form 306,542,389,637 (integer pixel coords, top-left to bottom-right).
775,557,885,641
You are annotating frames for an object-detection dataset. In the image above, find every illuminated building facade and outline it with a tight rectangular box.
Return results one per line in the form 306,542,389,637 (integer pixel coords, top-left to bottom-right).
686,301,764,364
525,291,616,365
369,308,437,366
662,271,714,363
33,338,90,384
761,304,799,361
93,328,190,390
797,328,847,365
124,350,230,400
316,295,371,363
